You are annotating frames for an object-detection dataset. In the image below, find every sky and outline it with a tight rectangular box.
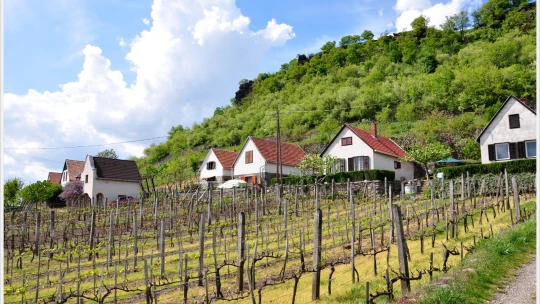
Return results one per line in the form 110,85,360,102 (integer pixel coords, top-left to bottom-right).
3,0,485,184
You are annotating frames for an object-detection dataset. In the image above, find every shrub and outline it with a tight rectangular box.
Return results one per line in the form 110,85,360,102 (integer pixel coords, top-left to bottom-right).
271,169,395,185
438,159,536,179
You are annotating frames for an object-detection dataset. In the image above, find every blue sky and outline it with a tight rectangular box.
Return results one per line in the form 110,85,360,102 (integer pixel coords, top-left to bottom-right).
4,0,484,183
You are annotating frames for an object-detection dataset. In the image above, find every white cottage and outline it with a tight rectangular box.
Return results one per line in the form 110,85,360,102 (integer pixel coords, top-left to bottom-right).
321,123,414,180
232,136,306,185
199,148,238,183
80,155,142,206
477,95,536,164
60,159,85,187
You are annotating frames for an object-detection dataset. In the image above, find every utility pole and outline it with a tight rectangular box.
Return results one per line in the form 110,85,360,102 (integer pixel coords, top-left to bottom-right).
276,109,283,185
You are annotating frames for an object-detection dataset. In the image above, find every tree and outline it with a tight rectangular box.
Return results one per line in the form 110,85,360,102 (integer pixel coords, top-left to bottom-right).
339,35,360,47
360,30,374,42
402,141,451,181
321,41,336,53
411,15,430,39
455,11,470,41
19,180,62,203
4,177,24,207
58,181,84,205
96,149,119,159
298,154,339,184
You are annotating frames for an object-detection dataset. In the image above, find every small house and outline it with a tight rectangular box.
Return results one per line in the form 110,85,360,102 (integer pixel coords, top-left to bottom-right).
320,123,414,180
60,159,85,187
232,136,306,185
199,148,239,183
477,95,536,164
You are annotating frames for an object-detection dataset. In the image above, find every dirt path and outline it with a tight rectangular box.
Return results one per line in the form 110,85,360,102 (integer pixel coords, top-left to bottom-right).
489,258,536,304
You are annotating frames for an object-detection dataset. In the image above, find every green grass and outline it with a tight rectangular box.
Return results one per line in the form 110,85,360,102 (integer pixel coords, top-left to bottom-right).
416,200,536,304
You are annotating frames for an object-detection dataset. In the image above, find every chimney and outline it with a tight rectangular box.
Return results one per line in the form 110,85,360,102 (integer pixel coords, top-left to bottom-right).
520,98,527,105
371,123,378,138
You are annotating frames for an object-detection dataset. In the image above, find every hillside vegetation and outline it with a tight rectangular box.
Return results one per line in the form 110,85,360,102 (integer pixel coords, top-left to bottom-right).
133,0,536,186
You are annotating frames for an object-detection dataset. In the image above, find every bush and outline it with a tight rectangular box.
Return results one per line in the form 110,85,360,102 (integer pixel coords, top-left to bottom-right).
439,159,536,179
271,169,395,185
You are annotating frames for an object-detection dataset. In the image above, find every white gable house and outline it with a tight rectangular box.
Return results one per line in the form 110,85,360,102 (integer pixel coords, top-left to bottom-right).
199,148,238,183
80,155,142,206
321,123,414,180
477,95,536,164
232,137,306,186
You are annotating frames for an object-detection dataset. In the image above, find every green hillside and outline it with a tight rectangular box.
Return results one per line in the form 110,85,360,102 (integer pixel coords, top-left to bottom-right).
133,0,536,187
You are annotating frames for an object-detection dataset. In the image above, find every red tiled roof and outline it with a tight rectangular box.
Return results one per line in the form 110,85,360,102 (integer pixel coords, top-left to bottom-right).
250,137,306,166
212,148,238,169
346,124,406,158
66,160,85,181
48,172,62,185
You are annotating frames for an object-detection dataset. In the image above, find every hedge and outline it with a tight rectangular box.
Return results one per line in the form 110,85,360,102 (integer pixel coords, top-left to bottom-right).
271,169,395,186
438,159,536,179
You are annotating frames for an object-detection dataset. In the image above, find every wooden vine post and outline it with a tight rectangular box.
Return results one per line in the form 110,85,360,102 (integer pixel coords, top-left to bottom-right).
512,177,522,221
312,208,322,301
237,212,246,292
198,213,206,286
392,204,410,295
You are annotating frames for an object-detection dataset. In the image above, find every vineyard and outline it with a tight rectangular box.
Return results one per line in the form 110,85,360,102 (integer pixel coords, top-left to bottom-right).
4,171,537,304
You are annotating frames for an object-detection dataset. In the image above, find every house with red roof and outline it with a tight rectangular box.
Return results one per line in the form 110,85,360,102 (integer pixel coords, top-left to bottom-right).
199,148,239,183
60,159,85,187
47,172,62,185
320,123,414,180
232,136,306,185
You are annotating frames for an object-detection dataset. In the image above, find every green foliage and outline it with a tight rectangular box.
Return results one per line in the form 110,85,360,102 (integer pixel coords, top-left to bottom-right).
96,148,118,159
4,177,24,207
403,141,451,180
134,1,536,186
439,159,536,179
18,180,62,203
462,139,481,161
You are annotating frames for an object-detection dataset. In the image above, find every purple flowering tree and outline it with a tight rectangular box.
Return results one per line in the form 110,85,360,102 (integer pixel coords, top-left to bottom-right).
59,181,84,205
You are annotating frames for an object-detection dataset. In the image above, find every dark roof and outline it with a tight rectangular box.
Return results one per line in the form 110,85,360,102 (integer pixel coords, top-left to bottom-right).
250,136,306,166
93,157,142,181
48,172,62,185
211,148,238,169
320,124,406,158
64,160,85,181
476,95,537,143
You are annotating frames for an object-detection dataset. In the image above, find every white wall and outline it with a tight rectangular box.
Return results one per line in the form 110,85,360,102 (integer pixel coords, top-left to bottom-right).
372,152,414,180
479,97,537,164
321,127,375,170
233,139,267,176
199,150,232,180
264,163,302,176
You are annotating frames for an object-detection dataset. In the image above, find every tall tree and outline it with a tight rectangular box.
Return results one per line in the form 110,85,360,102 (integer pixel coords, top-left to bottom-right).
402,142,451,181
96,148,119,159
4,177,24,207
411,15,430,39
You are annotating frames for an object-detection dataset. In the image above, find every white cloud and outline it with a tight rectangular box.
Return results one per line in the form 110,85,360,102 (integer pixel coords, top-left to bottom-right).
142,18,150,25
118,37,126,47
394,0,472,31
4,0,295,182
378,8,384,17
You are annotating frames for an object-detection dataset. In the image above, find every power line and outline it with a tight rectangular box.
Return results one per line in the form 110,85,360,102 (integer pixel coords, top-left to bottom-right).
4,151,64,163
4,136,168,150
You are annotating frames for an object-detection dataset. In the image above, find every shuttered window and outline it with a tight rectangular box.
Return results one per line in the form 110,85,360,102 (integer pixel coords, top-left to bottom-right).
245,150,253,164
526,141,536,158
340,159,346,172
518,141,526,158
509,142,518,159
206,161,216,170
488,144,495,161
348,158,354,171
495,143,510,160
394,161,401,169
349,156,370,171
341,137,352,146
509,114,520,129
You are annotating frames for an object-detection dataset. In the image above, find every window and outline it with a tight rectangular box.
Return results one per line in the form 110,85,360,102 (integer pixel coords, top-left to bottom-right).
526,141,536,158
206,161,216,170
85,175,89,183
394,161,401,169
349,156,369,171
495,143,509,160
341,137,352,146
245,150,253,164
509,114,520,129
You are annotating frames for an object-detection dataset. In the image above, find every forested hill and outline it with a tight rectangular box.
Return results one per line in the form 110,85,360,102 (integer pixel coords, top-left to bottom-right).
133,0,536,185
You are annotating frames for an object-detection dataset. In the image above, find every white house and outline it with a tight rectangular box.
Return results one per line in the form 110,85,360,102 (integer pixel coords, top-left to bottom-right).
320,123,414,180
60,159,85,187
477,95,536,164
80,155,142,205
199,148,238,183
232,136,306,185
